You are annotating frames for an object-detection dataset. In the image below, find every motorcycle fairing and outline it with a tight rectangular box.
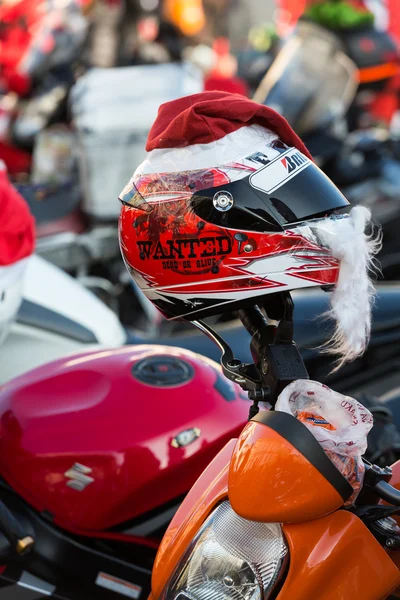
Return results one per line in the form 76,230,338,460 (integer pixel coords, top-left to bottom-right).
382,460,400,597
150,436,400,600
229,410,353,522
0,345,249,531
281,511,400,599
151,439,235,598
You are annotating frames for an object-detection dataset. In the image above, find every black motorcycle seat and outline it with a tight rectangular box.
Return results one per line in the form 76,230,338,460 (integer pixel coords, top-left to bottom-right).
14,180,81,226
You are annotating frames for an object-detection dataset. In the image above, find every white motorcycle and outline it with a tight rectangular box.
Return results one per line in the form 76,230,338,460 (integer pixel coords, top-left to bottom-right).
0,255,127,384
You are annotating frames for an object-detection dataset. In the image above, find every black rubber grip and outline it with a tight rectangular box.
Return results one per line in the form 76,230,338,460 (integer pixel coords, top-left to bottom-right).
374,480,400,507
237,306,269,338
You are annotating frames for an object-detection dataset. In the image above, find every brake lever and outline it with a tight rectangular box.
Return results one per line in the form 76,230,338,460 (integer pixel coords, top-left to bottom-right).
192,320,262,390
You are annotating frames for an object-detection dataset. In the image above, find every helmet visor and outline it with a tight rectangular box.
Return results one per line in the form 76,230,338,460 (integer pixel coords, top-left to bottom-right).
192,147,349,232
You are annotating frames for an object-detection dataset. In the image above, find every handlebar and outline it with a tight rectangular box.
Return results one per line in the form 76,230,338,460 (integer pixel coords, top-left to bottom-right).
374,480,400,507
236,306,270,339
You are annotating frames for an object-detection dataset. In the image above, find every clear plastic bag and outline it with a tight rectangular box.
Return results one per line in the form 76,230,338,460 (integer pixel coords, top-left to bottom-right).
276,379,373,504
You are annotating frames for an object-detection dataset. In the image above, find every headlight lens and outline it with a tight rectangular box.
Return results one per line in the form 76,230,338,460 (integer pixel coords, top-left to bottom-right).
161,501,288,600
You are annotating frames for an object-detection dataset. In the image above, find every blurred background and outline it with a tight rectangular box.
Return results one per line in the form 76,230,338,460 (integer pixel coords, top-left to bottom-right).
1,0,400,401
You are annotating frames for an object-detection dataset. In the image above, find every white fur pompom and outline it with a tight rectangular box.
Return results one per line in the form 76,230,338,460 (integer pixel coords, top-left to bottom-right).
311,206,381,371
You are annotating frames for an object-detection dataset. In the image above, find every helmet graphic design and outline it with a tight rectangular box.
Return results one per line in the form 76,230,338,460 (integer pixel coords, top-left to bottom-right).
119,92,378,366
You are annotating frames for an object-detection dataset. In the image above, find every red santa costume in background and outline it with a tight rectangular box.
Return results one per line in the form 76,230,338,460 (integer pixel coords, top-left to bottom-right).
204,38,249,97
0,161,35,345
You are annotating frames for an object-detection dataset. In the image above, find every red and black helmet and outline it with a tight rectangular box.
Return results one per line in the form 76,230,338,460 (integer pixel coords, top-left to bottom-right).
119,92,352,322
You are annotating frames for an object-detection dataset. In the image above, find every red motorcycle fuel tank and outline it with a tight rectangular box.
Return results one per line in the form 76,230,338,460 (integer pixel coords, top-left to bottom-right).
0,345,250,532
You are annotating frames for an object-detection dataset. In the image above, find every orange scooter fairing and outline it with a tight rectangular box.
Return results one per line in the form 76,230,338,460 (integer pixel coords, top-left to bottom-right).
383,459,400,597
281,510,400,600
150,415,400,600
150,439,234,599
229,411,353,522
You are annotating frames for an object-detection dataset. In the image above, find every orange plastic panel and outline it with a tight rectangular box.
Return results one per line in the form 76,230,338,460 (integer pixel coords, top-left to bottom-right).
358,62,399,84
150,436,400,600
229,421,345,522
151,439,233,598
384,459,400,597
280,510,400,599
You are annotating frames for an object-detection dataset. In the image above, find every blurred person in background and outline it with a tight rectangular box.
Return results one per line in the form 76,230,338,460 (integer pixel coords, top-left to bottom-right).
277,0,399,40
203,37,249,95
124,0,249,95
128,17,185,63
120,0,202,65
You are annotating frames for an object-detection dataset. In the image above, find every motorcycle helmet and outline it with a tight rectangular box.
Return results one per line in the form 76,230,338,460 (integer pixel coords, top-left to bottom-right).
119,91,379,367
0,161,35,345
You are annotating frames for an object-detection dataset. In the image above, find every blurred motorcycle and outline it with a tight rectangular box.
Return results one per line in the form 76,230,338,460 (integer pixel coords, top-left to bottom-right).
15,62,204,316
253,20,400,280
0,254,127,383
254,19,399,138
0,0,205,314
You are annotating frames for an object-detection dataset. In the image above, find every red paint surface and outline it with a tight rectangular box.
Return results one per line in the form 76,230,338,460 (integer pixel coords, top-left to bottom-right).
0,345,250,532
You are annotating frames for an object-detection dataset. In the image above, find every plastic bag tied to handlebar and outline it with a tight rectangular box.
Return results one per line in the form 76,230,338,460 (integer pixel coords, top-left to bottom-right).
276,379,373,505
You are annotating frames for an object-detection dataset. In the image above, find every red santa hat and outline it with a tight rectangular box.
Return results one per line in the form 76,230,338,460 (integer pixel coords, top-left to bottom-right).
146,91,312,166
0,162,35,267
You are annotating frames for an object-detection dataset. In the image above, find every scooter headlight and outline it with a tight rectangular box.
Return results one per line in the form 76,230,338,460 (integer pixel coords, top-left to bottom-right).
161,501,288,600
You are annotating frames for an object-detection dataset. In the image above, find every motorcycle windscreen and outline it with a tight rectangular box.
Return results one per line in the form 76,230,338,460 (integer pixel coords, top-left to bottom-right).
253,21,359,136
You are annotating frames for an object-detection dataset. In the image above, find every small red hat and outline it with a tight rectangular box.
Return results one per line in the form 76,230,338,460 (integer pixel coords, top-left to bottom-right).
0,166,35,266
146,91,313,160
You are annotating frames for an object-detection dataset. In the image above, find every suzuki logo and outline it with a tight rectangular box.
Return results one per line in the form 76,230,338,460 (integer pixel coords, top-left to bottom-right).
64,463,95,492
171,428,201,448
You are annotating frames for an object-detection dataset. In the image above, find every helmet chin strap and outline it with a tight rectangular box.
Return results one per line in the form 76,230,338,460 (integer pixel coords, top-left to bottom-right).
312,206,381,371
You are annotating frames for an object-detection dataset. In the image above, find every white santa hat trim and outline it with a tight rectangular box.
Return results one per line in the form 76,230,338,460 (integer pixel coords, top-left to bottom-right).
136,124,279,175
0,257,30,288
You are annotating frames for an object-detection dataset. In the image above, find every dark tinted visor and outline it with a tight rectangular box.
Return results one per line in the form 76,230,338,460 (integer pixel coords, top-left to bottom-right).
192,150,349,232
